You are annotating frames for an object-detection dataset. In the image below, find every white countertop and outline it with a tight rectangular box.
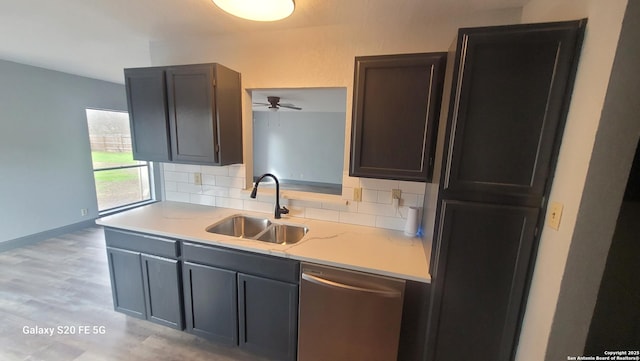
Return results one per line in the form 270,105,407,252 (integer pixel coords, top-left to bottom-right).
96,201,431,283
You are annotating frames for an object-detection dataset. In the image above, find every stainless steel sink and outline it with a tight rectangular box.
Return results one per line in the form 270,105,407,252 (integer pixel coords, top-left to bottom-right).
206,215,308,245
256,224,309,245
206,215,271,238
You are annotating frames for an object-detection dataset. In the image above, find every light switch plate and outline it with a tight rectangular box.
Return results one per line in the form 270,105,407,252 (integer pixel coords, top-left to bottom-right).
547,201,563,230
194,172,202,185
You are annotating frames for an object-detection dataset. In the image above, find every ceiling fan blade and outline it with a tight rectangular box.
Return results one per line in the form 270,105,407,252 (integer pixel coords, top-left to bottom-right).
252,102,271,106
279,104,302,110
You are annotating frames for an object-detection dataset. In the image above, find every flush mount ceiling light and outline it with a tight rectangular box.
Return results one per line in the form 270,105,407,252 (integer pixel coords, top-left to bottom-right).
213,0,295,22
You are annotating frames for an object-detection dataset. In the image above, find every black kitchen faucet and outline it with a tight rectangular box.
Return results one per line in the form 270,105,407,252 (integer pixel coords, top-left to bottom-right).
250,173,289,219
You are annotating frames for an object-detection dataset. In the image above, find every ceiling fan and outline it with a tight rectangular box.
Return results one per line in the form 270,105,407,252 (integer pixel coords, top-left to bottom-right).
253,96,302,111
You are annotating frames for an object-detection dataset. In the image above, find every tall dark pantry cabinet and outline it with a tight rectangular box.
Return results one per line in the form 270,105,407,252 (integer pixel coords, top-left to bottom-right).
425,20,586,361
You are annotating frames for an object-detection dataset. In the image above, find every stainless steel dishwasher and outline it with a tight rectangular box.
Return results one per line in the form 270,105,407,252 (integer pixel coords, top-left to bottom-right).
297,263,406,361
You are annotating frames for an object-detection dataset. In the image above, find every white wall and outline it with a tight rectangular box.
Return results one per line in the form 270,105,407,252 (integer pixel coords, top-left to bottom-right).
515,1,632,360
253,111,345,185
0,59,127,243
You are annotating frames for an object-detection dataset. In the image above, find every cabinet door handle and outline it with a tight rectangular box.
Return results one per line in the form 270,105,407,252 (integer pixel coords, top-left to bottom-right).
301,272,401,298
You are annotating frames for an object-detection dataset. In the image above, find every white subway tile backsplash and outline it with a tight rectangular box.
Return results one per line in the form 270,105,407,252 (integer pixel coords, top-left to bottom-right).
201,165,229,176
362,189,378,203
339,212,376,227
227,164,246,178
202,185,229,197
174,163,202,172
360,178,398,191
164,171,189,183
216,176,244,189
285,198,323,209
305,208,340,222
177,182,203,194
398,180,427,194
401,193,419,207
228,187,247,198
375,216,406,231
162,164,434,232
377,190,392,204
162,163,177,171
322,201,357,213
190,194,215,206
243,200,274,214
202,174,216,186
357,201,398,217
164,181,178,192
166,191,190,202
215,197,243,210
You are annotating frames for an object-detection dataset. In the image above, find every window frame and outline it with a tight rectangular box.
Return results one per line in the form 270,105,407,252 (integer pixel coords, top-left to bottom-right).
86,108,156,215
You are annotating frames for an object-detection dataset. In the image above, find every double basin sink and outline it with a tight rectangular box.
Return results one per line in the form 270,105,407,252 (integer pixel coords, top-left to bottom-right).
206,215,308,245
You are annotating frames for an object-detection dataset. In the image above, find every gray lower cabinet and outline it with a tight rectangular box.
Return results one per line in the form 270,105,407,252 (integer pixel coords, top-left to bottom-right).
181,242,299,361
106,247,146,318
141,254,183,329
105,229,184,330
238,273,298,361
182,262,238,345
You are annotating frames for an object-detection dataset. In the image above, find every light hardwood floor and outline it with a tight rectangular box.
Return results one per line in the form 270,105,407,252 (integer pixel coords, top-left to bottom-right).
0,227,269,361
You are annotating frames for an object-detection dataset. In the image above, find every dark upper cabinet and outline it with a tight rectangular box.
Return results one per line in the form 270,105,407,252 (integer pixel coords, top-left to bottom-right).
125,68,171,162
427,20,586,361
349,52,446,182
124,63,242,166
427,201,539,361
440,21,586,206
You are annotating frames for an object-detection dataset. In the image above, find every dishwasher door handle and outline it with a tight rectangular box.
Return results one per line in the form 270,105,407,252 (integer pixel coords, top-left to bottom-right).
301,272,401,298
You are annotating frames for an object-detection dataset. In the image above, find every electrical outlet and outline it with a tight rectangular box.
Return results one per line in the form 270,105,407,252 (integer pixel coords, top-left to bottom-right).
547,201,563,230
194,172,202,185
80,208,88,217
392,189,402,200
353,188,362,202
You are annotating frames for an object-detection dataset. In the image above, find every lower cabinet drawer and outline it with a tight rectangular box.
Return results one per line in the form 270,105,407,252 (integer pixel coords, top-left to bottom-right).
105,228,179,258
182,242,299,283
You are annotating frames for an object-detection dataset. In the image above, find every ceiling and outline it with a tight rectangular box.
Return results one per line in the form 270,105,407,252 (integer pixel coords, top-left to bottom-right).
0,0,529,84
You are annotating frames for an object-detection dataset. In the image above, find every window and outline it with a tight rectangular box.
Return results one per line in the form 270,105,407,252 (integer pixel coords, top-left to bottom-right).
86,109,153,212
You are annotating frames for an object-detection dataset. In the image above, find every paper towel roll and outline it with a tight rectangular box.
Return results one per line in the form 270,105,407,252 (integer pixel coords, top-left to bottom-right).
404,207,420,236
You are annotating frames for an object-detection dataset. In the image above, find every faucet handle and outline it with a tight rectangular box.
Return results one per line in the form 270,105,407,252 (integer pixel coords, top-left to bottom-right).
280,206,289,215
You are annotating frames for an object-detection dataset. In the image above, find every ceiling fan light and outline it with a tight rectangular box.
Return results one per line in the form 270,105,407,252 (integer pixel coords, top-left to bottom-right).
213,0,295,22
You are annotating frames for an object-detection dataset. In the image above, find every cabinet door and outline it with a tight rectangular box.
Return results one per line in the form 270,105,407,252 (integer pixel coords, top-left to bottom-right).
440,22,584,204
106,247,145,318
426,201,539,361
182,262,237,345
124,68,171,162
350,53,446,182
238,273,298,361
141,254,184,330
166,65,219,165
